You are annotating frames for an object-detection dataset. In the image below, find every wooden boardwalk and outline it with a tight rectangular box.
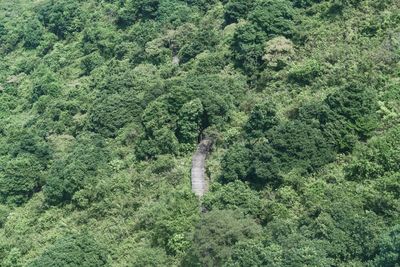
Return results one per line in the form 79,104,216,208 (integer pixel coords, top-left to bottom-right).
191,139,212,197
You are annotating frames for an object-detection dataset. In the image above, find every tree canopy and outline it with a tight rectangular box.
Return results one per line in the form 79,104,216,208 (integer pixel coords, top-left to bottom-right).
0,0,398,266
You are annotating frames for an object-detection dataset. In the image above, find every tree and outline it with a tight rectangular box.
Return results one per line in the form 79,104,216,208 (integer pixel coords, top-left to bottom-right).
250,120,336,187
203,180,261,216
373,225,400,267
249,0,296,38
37,0,84,39
224,0,254,24
89,92,141,138
288,60,322,85
227,240,282,267
117,0,160,27
135,127,179,159
30,67,61,103
293,0,322,8
6,129,50,160
231,23,267,75
141,100,174,135
44,134,110,205
138,191,200,255
346,126,400,181
324,83,379,140
22,20,44,49
244,100,279,139
176,99,204,144
187,209,262,266
178,25,219,63
220,144,252,183
0,155,43,205
28,233,109,267
262,36,295,70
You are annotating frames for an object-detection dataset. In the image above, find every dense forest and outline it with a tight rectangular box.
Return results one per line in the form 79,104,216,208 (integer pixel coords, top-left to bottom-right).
0,0,399,266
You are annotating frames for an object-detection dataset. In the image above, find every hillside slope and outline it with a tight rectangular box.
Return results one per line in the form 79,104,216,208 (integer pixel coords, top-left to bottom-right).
0,0,399,266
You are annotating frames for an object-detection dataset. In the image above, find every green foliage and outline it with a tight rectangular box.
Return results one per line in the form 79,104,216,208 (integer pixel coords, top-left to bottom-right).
203,181,261,216
80,52,104,75
263,36,295,70
177,98,204,144
28,233,109,267
122,245,170,266
178,25,219,63
324,83,379,140
226,240,282,267
293,0,323,8
0,204,10,227
117,0,160,27
89,92,141,137
6,129,51,160
372,224,400,267
22,20,44,49
220,144,252,183
244,100,279,139
0,156,43,205
298,82,379,153
231,23,267,75
187,209,262,266
37,0,84,39
138,191,200,255
248,0,295,38
30,67,61,103
135,127,179,159
0,0,398,266
346,126,400,181
44,134,110,205
257,123,331,185
288,60,322,85
224,0,254,24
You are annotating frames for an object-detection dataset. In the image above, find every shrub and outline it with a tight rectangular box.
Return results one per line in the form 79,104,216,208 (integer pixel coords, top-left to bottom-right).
187,209,262,266
0,156,43,205
220,144,252,183
244,100,279,139
28,233,109,267
249,0,296,38
176,99,204,144
37,0,84,39
224,0,254,24
44,134,110,205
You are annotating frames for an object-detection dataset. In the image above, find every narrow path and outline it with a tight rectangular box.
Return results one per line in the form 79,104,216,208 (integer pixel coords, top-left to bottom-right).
191,139,212,197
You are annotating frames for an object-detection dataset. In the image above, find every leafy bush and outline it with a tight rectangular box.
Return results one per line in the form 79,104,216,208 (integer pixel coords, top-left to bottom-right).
117,0,160,27
89,92,141,137
220,144,252,183
250,120,335,186
231,23,267,75
346,126,400,181
176,98,204,144
37,0,84,39
44,134,110,205
186,209,262,266
224,0,254,24
28,233,109,267
372,224,400,266
288,60,322,85
324,83,379,140
203,181,261,216
0,155,43,205
249,0,296,38
244,100,279,139
22,20,44,49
